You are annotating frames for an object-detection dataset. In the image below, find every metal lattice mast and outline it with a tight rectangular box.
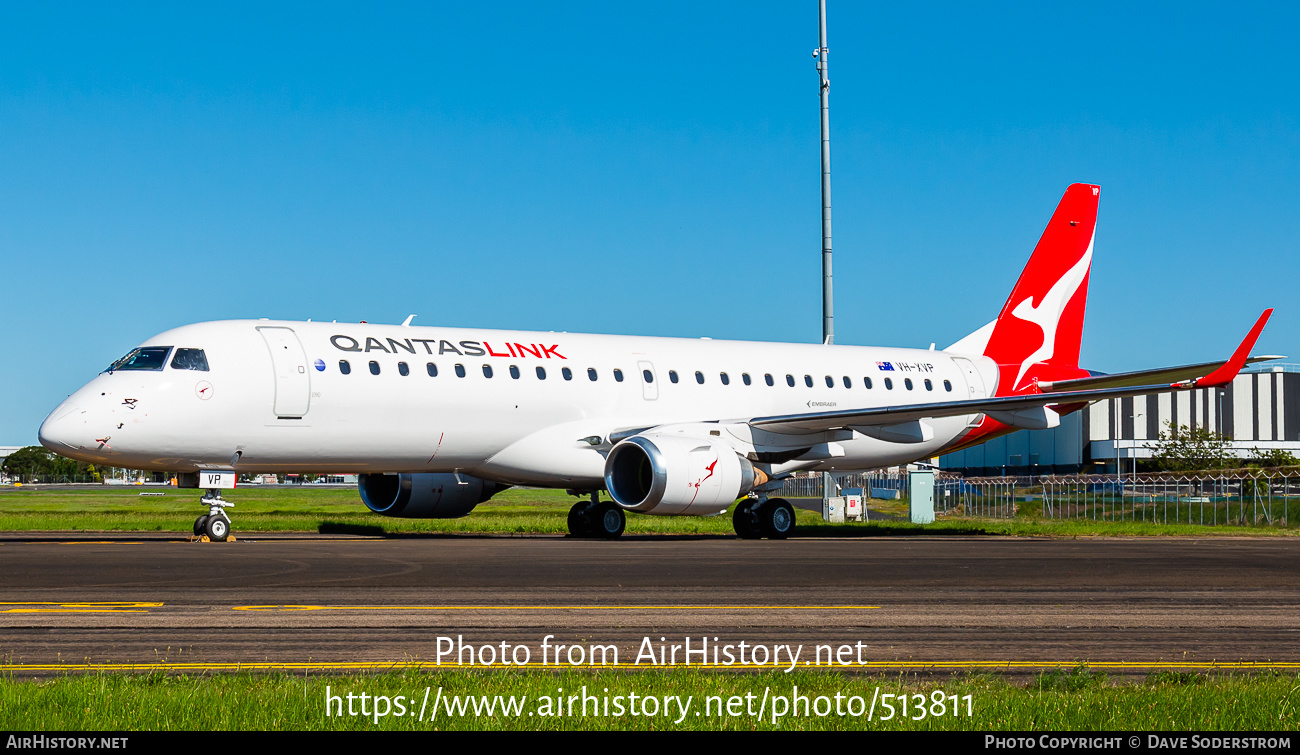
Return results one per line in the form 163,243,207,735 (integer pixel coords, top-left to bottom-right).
816,0,833,346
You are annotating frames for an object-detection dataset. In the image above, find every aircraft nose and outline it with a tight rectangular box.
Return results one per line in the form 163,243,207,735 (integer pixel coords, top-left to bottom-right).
38,404,85,454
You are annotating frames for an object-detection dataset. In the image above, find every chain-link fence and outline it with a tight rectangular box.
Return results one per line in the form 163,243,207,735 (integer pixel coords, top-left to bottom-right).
1029,471,1297,526
780,469,1299,526
2,474,108,485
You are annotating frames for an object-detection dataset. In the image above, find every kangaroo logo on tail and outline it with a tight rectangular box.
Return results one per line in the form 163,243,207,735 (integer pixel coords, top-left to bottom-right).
983,184,1099,395
1007,236,1093,391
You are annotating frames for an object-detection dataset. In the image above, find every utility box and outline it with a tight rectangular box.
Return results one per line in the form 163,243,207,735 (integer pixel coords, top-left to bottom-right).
908,470,935,524
822,496,845,523
844,494,863,521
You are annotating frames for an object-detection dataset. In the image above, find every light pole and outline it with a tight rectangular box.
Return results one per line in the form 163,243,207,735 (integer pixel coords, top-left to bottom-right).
815,1,836,505
815,0,833,347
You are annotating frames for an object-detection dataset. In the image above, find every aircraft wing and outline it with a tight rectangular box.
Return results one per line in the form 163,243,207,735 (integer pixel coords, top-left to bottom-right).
750,309,1276,436
751,380,1220,435
1037,356,1283,393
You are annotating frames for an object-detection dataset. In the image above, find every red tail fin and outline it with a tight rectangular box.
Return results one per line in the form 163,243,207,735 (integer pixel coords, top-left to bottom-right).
983,183,1099,396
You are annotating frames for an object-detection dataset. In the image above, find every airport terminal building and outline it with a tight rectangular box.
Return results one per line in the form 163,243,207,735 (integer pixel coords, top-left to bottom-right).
939,364,1300,476
0,446,19,483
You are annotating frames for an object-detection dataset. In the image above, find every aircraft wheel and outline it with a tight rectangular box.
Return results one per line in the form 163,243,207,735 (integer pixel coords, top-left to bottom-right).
759,499,795,540
732,500,761,539
205,514,230,542
193,515,209,536
567,501,594,537
590,502,626,539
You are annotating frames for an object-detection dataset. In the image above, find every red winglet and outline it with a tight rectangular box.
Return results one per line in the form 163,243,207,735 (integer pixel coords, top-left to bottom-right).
1189,309,1274,388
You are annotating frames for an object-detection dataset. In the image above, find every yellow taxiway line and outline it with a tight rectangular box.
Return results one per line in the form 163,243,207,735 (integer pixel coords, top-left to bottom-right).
232,604,882,612
0,601,162,614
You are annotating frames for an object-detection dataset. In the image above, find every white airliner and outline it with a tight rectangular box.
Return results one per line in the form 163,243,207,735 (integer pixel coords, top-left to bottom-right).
39,184,1275,541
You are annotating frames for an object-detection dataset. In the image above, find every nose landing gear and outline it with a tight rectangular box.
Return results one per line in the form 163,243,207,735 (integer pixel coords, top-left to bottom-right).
192,489,235,542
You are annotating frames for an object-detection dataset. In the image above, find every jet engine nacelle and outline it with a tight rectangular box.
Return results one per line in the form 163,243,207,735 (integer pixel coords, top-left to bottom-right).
603,433,758,516
358,473,505,518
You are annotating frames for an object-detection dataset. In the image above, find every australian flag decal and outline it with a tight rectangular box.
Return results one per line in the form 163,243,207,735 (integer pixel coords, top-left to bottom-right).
876,361,895,371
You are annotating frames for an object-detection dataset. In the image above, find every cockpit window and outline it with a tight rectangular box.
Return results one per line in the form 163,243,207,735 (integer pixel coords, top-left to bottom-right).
170,348,210,372
106,347,172,372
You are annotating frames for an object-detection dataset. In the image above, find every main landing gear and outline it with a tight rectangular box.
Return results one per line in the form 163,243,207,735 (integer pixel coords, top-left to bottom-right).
193,488,235,542
732,497,795,540
567,492,626,539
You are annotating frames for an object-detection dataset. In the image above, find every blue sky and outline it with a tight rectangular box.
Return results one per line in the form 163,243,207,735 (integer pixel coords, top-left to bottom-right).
2,2,1297,444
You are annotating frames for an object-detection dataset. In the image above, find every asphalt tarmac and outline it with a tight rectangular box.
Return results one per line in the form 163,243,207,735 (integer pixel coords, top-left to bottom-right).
1,532,1297,674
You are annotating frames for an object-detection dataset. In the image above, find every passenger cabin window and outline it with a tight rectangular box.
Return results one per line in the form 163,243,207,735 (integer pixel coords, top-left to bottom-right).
785,374,795,387
562,367,573,381
536,366,547,380
455,364,466,378
398,362,410,376
944,379,952,392
369,361,380,375
107,347,172,372
765,374,774,387
742,373,752,386
904,378,913,390
588,368,598,381
924,379,933,391
863,377,873,389
427,363,438,377
804,375,813,388
669,370,679,383
509,365,521,379
825,375,834,388
339,360,352,375
170,348,209,372
613,369,624,382
720,372,730,385
695,371,704,384
482,364,494,378
884,378,893,390
642,369,653,383
842,376,851,389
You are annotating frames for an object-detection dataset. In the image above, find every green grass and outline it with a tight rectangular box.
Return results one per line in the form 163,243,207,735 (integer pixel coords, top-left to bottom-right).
0,485,1296,537
1,668,1296,730
0,486,741,535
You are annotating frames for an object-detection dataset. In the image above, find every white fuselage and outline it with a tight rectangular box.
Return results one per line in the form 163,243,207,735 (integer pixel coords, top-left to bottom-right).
39,320,999,487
